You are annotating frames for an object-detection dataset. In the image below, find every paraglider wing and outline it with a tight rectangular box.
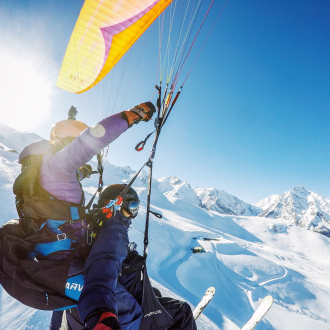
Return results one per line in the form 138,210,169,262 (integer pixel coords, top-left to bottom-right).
57,0,173,94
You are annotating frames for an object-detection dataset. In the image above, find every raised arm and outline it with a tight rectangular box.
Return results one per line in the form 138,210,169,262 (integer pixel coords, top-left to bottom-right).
48,102,155,181
48,113,127,180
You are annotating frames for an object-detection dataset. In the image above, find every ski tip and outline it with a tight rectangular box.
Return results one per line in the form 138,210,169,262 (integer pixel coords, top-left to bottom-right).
263,295,273,305
193,287,216,321
207,287,216,295
240,295,274,330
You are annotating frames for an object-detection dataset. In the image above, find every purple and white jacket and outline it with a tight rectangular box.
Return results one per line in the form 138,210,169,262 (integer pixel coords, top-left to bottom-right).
18,113,128,205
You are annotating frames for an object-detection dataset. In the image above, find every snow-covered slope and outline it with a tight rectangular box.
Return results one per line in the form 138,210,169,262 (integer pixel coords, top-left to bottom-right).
1,125,330,330
0,144,22,221
257,186,330,237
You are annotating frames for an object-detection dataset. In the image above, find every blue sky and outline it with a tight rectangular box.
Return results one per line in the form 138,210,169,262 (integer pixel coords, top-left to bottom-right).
0,0,330,203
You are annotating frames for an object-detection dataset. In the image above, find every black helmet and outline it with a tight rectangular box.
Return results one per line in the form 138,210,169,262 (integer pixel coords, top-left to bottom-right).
98,184,140,218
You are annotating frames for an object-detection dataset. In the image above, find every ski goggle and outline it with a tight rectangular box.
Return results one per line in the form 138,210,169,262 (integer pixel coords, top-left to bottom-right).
122,200,140,218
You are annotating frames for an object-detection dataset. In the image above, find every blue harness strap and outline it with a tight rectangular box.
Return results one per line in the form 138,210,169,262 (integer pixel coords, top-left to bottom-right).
70,207,80,221
33,220,72,257
31,219,87,310
54,304,78,311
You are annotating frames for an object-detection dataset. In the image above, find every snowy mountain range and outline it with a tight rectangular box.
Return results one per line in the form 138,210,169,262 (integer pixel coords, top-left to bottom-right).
1,123,330,330
255,186,330,237
152,176,262,216
1,122,330,237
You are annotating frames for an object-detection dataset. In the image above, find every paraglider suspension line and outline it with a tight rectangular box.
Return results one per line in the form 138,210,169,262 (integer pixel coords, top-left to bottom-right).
144,160,153,258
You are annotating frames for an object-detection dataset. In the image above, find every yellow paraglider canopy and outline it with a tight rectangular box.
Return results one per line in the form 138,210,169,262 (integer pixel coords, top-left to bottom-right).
57,0,173,94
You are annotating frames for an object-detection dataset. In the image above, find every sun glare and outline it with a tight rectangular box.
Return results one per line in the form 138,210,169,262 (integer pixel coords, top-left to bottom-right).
0,58,51,131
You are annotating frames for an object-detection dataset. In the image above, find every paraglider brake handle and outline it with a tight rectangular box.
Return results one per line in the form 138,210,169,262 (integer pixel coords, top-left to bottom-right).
135,131,155,152
135,141,145,152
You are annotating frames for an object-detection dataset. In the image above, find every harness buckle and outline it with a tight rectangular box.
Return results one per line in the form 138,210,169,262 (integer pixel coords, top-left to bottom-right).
57,233,67,241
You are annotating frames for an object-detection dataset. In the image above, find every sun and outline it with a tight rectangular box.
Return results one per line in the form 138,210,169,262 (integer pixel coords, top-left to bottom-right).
0,57,52,131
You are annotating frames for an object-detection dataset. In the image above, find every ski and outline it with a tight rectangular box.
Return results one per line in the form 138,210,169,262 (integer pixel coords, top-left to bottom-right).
241,295,273,330
193,287,216,320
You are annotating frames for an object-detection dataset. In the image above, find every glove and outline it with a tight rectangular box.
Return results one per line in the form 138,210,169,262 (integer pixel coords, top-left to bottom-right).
121,102,156,128
76,164,93,180
85,309,121,330
82,164,92,177
93,312,121,330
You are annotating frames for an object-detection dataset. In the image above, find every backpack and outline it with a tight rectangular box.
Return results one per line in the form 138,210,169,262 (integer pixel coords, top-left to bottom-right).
0,152,89,310
0,218,84,310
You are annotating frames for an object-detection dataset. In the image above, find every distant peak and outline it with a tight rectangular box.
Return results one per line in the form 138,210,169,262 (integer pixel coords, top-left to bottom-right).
159,175,179,181
292,185,306,192
0,122,17,133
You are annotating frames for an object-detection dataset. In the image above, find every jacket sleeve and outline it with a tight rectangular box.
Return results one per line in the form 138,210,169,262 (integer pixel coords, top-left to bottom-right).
48,113,128,181
77,218,129,321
